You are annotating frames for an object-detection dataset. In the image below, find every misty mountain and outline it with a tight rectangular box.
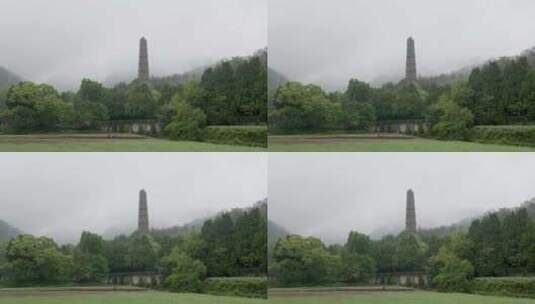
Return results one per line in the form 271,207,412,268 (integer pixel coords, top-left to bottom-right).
0,66,22,91
268,67,289,92
419,46,535,87
268,220,289,248
369,45,535,88
0,219,21,242
104,48,268,89
371,197,535,242
104,199,267,241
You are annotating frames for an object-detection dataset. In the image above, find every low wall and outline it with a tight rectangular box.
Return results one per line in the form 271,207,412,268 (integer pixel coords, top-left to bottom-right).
107,272,163,287
100,120,163,135
375,119,429,135
376,272,430,288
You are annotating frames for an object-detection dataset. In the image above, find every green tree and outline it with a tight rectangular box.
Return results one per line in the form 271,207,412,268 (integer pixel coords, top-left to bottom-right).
3,82,73,132
201,214,236,276
5,235,72,282
340,253,376,283
163,101,207,141
345,78,372,103
342,101,376,131
104,235,130,272
467,213,505,276
502,208,530,269
273,235,340,285
430,247,474,292
429,95,474,140
126,233,160,271
162,248,207,292
78,231,105,256
73,100,108,129
73,231,108,282
78,79,108,105
270,82,342,131
520,70,535,120
394,233,428,272
345,231,372,255
125,80,159,118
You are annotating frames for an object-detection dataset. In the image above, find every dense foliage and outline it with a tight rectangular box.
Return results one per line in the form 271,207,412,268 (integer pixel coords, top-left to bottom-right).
0,202,267,298
203,126,267,147
0,53,267,146
470,125,535,147
202,277,267,298
269,55,535,145
471,277,535,298
270,205,535,293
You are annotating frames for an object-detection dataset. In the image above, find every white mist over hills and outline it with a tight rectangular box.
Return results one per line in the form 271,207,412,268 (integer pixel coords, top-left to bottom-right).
0,0,267,91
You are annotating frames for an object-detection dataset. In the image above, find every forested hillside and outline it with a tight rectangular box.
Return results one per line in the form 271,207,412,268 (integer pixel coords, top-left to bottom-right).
0,219,20,242
0,200,267,296
0,66,22,91
270,198,535,291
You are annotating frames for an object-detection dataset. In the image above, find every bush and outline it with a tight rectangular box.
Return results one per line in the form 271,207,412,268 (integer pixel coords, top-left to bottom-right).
470,125,535,147
164,102,206,141
429,96,474,140
162,248,206,293
202,277,267,298
471,277,535,298
430,248,474,292
203,125,267,147
270,82,343,131
342,102,376,131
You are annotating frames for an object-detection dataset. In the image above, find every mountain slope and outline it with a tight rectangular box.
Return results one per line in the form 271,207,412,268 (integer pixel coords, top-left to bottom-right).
0,66,22,90
104,199,267,240
0,219,21,242
268,220,289,247
268,67,288,92
105,48,268,88
419,45,535,87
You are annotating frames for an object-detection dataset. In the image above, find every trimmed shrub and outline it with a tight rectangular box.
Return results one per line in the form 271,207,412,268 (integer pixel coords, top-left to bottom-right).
471,277,535,298
471,125,535,147
202,277,267,298
164,102,206,141
429,96,474,140
203,125,267,147
162,250,207,293
429,248,474,292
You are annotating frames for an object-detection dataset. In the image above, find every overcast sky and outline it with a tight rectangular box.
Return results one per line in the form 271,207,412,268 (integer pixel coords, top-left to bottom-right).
0,153,267,244
269,0,535,91
0,0,267,90
269,153,535,244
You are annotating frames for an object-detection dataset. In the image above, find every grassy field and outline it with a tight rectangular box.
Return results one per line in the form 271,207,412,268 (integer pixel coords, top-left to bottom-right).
2,288,533,304
0,289,266,304
268,290,535,304
0,134,265,152
269,134,535,152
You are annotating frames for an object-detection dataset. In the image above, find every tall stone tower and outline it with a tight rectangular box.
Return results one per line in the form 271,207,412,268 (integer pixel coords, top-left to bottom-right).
138,37,149,81
405,37,417,81
138,189,149,233
405,189,417,233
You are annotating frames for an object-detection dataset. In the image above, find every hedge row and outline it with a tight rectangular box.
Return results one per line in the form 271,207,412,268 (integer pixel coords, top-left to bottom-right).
470,277,535,298
203,125,267,147
470,125,535,147
202,277,267,298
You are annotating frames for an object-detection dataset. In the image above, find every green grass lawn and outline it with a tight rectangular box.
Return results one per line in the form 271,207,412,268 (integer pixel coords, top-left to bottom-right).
0,290,266,304
0,134,265,152
268,290,535,304
269,134,535,152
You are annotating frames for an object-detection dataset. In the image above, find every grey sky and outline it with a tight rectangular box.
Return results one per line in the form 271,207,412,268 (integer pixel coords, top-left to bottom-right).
0,153,267,244
269,0,535,91
269,153,535,244
0,0,267,90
